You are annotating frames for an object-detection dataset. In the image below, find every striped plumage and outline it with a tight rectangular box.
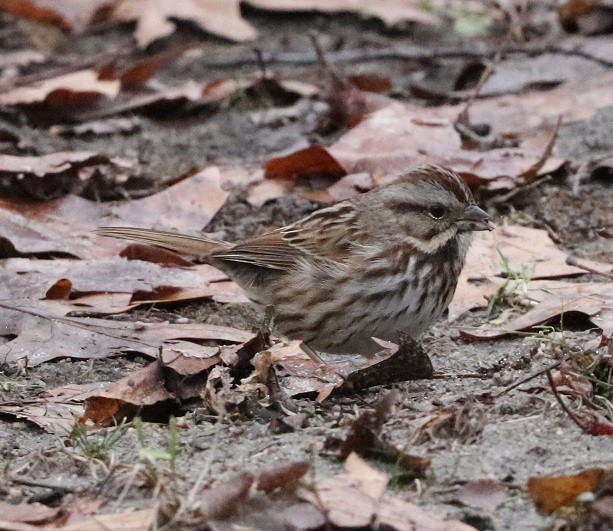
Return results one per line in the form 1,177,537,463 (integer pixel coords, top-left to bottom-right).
97,165,490,356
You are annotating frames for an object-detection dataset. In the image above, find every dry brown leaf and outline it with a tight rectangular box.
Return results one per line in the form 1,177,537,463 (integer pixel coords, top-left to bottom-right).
0,0,113,32
50,117,142,137
109,166,229,231
112,0,257,47
0,151,132,200
0,257,246,315
246,0,440,27
0,501,61,525
0,300,252,366
327,104,564,186
299,453,472,530
82,339,256,425
266,71,613,197
450,225,613,321
344,452,389,499
0,195,115,259
0,382,107,434
56,507,156,531
201,472,255,520
0,166,230,259
453,479,508,512
265,102,564,190
0,70,120,106
460,280,613,342
528,468,605,513
256,461,310,492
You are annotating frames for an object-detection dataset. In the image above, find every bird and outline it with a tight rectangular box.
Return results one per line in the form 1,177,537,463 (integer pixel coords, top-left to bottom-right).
97,165,491,357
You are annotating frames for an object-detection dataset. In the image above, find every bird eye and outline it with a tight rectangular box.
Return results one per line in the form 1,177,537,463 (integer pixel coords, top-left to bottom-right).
428,205,448,219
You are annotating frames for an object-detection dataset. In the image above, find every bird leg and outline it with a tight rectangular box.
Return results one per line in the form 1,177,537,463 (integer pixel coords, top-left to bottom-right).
299,341,327,364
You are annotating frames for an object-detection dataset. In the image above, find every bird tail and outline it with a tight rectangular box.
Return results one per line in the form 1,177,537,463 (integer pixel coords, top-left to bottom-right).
95,227,230,258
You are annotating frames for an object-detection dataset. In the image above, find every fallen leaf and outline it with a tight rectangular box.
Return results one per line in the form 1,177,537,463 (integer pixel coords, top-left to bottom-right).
0,300,252,366
344,452,389,499
201,472,255,520
0,166,231,259
112,0,258,47
0,0,112,32
109,166,229,231
0,382,107,434
50,117,142,137
0,256,246,315
0,501,61,525
0,69,120,106
450,225,613,321
265,103,564,190
299,453,472,530
460,280,613,342
256,461,310,492
56,507,156,531
528,468,605,513
453,479,508,512
0,151,133,200
246,0,440,27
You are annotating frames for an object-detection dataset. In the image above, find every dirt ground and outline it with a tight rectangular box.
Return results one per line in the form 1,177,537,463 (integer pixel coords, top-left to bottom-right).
1,7,612,531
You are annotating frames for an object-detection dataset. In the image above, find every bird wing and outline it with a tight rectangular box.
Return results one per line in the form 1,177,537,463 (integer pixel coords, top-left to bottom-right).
213,201,363,271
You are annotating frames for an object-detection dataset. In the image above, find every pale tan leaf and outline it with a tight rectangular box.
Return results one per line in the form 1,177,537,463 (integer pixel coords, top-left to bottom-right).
0,70,120,105
112,0,257,47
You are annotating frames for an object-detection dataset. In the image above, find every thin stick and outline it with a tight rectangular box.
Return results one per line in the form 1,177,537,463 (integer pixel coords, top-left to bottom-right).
494,361,562,398
190,44,613,69
566,256,613,281
546,368,588,433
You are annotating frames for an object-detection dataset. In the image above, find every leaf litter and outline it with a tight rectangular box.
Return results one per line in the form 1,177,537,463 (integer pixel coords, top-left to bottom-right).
0,3,612,530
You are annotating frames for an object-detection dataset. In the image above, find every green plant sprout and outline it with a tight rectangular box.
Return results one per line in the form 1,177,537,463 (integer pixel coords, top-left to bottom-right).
70,419,131,461
486,248,535,318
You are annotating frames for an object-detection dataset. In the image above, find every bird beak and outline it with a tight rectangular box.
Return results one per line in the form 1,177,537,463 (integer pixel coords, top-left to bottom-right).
457,204,493,232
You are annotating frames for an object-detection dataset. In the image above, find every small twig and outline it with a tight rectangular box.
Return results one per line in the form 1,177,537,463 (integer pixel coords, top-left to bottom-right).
10,476,77,492
516,115,562,180
566,255,613,281
192,43,613,69
453,53,519,151
494,361,562,398
431,372,488,379
488,174,552,205
252,47,271,79
307,30,349,91
456,54,498,125
546,368,590,433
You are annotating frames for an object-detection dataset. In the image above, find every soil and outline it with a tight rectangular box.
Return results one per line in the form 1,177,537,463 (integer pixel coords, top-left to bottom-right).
1,8,612,531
